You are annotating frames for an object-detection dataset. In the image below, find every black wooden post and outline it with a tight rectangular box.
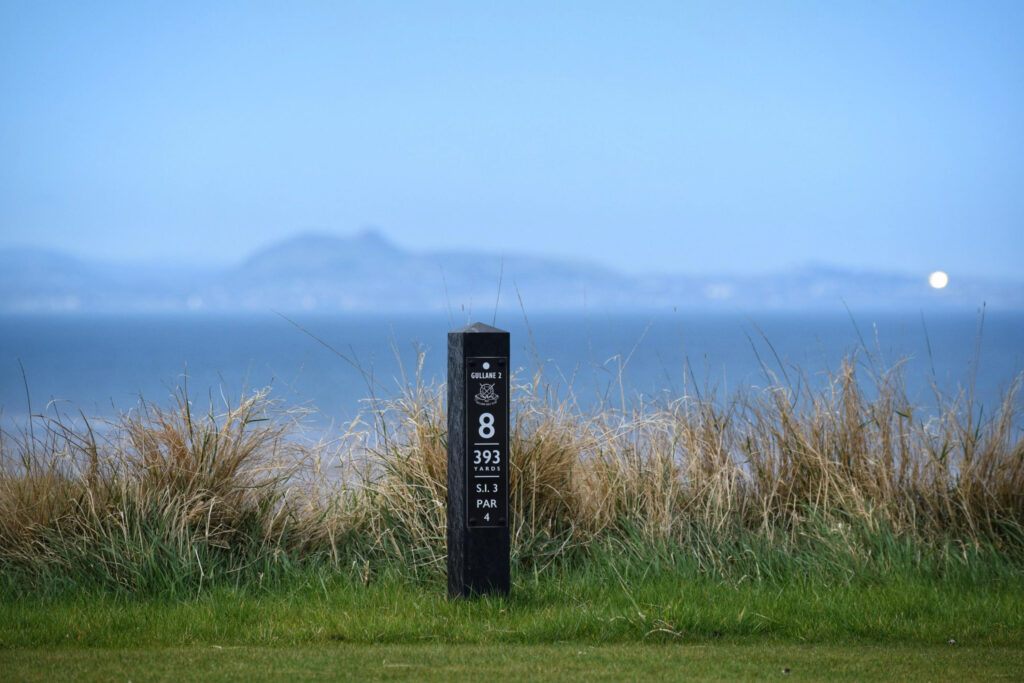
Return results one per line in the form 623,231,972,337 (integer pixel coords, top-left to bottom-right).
447,322,510,597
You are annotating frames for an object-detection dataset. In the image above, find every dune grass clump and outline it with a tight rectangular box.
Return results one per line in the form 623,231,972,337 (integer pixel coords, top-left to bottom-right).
1,351,1022,598
0,390,309,594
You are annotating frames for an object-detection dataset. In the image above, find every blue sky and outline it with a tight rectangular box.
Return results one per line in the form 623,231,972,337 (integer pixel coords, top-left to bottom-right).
1,1,1022,279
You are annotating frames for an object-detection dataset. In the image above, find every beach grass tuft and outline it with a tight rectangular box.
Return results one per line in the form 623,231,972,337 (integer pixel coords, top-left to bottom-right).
1,349,1022,599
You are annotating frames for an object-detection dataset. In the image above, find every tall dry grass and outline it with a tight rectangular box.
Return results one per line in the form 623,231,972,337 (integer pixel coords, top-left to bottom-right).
0,389,309,592
1,351,1022,594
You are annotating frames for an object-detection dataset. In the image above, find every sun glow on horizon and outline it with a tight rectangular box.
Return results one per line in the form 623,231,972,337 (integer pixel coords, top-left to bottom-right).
929,270,949,289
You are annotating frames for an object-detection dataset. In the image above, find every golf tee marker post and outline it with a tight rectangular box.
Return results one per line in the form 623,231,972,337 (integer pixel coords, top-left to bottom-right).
447,322,510,598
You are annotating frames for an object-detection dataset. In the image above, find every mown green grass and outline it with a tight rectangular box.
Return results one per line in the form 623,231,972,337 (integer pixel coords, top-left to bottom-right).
3,564,1022,649
3,566,1022,681
4,643,1023,682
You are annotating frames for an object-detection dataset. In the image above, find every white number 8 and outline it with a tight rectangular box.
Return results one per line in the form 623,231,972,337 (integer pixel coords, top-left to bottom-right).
478,412,495,439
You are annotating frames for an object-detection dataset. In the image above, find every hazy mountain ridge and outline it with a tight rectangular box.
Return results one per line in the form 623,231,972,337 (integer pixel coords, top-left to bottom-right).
1,231,1020,313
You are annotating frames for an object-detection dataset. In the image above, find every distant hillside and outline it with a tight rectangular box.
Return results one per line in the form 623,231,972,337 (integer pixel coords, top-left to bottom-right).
1,231,1021,313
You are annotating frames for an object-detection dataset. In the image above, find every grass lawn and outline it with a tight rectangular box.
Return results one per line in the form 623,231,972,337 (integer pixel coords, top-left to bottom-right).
3,643,1023,681
4,568,1023,647
2,568,1022,681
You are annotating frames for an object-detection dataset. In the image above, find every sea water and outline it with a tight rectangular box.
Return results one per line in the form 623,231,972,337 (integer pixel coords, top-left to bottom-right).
1,310,1022,432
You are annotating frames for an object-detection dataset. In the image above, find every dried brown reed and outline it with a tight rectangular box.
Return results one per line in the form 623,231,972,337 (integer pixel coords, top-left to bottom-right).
345,354,1023,569
1,352,1022,592
0,389,309,590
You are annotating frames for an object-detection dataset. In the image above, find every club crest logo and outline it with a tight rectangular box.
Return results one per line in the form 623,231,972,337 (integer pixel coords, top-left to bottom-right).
474,383,499,406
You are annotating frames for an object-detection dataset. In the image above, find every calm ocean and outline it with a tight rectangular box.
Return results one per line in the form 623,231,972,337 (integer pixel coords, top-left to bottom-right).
1,310,1022,431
